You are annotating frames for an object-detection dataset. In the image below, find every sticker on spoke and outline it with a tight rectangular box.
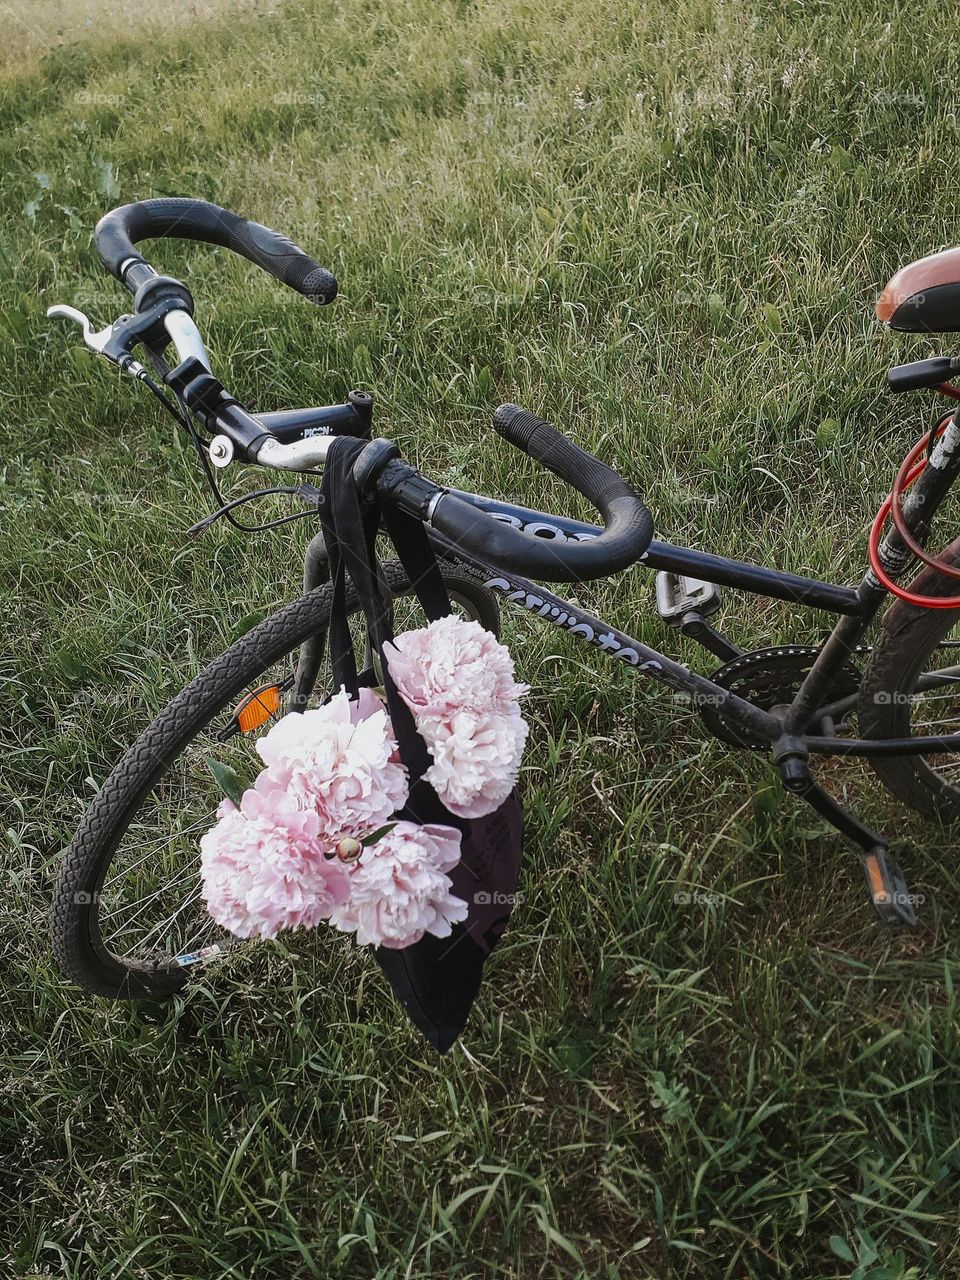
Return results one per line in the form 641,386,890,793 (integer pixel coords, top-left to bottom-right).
174,944,224,968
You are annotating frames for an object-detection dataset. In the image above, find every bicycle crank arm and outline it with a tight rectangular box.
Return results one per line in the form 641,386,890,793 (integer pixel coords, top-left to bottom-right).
772,741,919,929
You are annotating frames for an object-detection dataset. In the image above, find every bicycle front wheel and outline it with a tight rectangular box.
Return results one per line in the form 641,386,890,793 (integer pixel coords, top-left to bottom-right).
51,558,500,999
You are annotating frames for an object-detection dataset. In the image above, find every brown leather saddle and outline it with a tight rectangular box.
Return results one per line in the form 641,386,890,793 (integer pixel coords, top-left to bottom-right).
877,248,960,332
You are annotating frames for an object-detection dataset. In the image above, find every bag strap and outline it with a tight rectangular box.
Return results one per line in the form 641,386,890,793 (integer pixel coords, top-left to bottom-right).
381,503,451,624
320,440,376,701
321,439,440,788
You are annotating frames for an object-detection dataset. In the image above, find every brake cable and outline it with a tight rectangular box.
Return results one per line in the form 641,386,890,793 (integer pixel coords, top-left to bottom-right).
134,366,321,535
185,483,323,538
46,303,325,535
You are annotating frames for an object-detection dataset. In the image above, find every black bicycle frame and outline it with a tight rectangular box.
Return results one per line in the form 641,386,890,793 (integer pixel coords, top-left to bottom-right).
284,398,960,919
275,397,960,923
438,466,960,762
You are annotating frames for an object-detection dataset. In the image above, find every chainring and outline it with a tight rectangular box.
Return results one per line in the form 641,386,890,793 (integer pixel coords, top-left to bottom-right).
699,644,862,749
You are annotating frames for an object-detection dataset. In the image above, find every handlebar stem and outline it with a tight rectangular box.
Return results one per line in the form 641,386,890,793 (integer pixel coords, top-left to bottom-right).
163,311,210,370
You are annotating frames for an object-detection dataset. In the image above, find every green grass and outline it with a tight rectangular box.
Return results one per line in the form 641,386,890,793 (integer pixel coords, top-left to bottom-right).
4,0,960,1275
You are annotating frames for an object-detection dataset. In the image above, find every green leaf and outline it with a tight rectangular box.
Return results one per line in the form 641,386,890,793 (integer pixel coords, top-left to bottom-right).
855,1228,879,1266
817,417,841,446
206,759,246,808
830,1236,856,1263
762,302,782,334
95,158,120,199
829,144,854,172
531,1206,584,1266
230,610,266,641
361,823,397,847
364,1210,377,1254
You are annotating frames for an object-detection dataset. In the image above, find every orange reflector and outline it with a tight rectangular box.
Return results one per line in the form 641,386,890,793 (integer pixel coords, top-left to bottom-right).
864,854,889,904
233,684,282,733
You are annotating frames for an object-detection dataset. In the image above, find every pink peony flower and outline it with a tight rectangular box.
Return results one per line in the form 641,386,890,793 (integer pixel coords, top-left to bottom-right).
254,690,408,839
330,822,468,948
423,709,528,818
383,617,529,818
200,787,351,939
383,616,527,721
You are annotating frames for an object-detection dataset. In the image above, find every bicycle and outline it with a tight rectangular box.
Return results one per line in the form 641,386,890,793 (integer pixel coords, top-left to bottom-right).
47,198,960,1000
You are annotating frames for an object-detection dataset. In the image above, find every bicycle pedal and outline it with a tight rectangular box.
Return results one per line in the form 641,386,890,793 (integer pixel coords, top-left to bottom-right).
655,572,722,625
860,846,917,928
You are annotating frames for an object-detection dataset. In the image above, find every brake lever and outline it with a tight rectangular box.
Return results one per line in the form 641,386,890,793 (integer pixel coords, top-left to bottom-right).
47,304,118,354
47,305,150,379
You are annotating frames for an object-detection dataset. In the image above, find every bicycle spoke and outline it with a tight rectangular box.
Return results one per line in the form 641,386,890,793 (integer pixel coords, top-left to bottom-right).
914,714,960,730
132,885,208,955
101,862,200,941
102,813,216,887
91,661,292,961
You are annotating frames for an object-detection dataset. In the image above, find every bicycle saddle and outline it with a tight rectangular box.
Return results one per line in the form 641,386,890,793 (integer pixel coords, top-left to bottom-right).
877,246,960,332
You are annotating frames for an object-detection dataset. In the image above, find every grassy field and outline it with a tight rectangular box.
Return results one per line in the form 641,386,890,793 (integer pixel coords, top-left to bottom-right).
5,0,960,1275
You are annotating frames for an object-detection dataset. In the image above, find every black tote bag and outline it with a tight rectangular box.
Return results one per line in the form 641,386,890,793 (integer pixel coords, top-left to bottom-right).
320,438,524,1053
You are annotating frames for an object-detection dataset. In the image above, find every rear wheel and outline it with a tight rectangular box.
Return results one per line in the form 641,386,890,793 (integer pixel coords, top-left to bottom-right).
51,558,499,999
859,542,960,822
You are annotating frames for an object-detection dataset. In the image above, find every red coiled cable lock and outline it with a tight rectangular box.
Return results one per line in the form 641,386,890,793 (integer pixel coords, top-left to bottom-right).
868,411,960,608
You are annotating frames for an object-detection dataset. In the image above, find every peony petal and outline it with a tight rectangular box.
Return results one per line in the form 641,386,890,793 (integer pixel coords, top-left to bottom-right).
330,821,466,949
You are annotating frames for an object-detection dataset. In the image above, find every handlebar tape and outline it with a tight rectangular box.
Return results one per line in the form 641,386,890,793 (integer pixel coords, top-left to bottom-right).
492,403,637,507
95,198,337,305
425,404,653,582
